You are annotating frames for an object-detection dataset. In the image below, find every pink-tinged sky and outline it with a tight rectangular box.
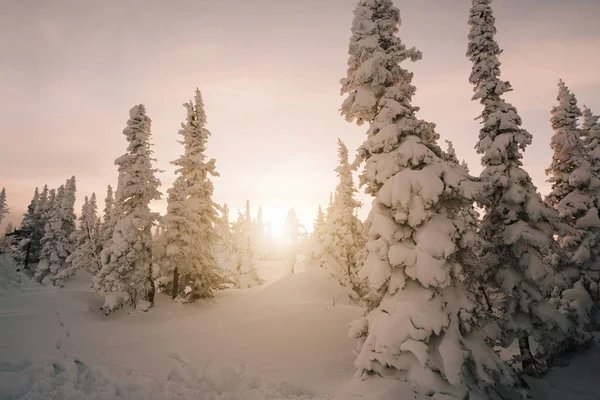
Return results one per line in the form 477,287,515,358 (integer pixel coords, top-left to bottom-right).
1,0,599,233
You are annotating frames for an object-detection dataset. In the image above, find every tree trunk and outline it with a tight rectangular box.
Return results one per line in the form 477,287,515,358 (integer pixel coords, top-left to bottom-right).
172,267,179,300
519,334,543,376
148,278,155,305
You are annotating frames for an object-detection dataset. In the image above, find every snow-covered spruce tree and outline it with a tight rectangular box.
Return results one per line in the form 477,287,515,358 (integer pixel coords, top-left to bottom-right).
62,177,77,240
545,81,599,327
467,0,584,374
0,188,7,226
313,205,327,238
307,205,328,267
254,206,269,260
93,105,161,314
325,192,333,223
284,208,301,274
35,185,68,284
231,204,263,288
56,194,102,285
217,203,235,257
156,90,226,302
582,106,600,207
99,185,118,250
14,188,40,272
339,1,526,397
321,139,366,295
34,177,77,285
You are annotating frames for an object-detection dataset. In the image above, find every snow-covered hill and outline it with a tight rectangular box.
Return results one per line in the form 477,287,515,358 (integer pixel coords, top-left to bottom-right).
1,259,599,399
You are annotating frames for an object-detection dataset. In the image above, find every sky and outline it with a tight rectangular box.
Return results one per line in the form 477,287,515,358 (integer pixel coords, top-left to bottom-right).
1,0,600,233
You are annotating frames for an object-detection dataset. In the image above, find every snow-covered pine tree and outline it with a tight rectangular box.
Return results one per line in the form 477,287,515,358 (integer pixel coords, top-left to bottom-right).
307,205,328,267
313,205,326,236
35,185,72,284
57,193,102,285
283,208,301,274
0,188,7,226
254,206,268,259
325,192,333,223
100,185,118,250
582,106,600,208
157,89,226,302
1,222,14,251
216,203,233,255
545,81,599,328
93,104,161,314
231,203,263,288
339,0,526,397
62,176,77,242
321,139,366,295
14,188,39,272
467,0,583,374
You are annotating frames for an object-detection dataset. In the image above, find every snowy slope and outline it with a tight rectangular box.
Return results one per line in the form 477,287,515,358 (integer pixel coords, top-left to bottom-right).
0,262,361,398
1,258,600,399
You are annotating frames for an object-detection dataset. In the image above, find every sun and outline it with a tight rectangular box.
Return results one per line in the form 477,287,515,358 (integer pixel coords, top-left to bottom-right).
266,219,285,239
261,203,288,240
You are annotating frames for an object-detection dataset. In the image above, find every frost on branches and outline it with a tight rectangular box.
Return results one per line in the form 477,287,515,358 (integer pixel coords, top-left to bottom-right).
467,0,584,373
156,89,226,302
339,1,524,397
93,105,161,314
57,194,102,286
545,81,600,327
320,139,366,296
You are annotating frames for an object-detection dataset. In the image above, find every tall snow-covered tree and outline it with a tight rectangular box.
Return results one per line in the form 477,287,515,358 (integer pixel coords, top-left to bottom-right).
93,104,161,314
100,185,118,250
254,206,264,238
216,203,233,255
157,89,226,302
62,176,77,241
307,205,328,267
321,139,366,294
0,188,8,226
325,192,333,223
582,106,600,207
545,81,599,327
57,194,102,285
14,188,40,272
253,206,269,259
35,185,69,284
34,177,77,285
231,204,263,288
313,205,326,236
283,208,301,274
339,0,526,397
467,0,583,374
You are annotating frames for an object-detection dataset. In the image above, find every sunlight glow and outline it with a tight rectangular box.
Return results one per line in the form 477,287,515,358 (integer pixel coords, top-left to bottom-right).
261,201,289,239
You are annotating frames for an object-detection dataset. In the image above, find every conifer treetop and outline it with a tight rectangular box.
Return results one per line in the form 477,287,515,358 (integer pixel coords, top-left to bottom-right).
467,0,532,166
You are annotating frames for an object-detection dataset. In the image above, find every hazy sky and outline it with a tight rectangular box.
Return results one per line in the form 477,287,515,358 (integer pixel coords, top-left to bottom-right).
1,0,600,233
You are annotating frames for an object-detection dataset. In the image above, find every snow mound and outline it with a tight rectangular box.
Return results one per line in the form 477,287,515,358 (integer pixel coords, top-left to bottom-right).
251,268,355,306
0,353,329,400
0,253,38,294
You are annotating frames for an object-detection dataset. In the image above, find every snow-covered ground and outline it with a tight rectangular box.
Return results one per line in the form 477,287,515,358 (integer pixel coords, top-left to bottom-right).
1,257,600,399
